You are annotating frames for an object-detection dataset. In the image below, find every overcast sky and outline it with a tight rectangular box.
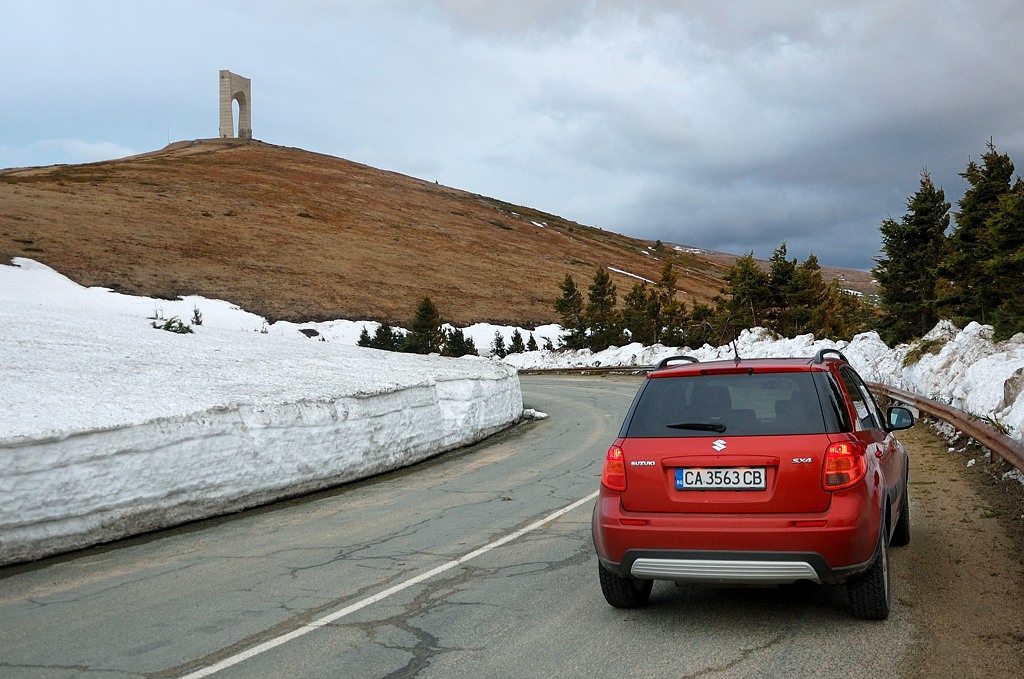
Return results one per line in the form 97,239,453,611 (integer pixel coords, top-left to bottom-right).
3,1,1023,270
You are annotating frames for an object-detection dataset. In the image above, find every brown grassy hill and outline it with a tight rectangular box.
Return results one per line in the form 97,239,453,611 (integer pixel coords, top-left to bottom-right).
0,138,873,327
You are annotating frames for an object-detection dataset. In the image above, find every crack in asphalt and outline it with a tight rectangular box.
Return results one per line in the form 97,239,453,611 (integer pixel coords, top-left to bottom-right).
146,567,416,679
9,559,200,609
343,580,465,679
0,661,146,677
677,634,785,679
327,536,595,677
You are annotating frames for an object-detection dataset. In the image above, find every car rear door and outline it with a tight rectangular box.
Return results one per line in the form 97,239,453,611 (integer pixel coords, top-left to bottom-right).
837,366,903,511
617,369,834,515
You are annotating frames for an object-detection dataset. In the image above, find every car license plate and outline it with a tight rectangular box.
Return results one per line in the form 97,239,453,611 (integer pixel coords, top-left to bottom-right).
675,467,766,490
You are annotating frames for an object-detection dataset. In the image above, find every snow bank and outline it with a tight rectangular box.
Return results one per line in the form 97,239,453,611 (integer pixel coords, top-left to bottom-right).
0,260,522,565
894,322,1024,439
501,324,1024,443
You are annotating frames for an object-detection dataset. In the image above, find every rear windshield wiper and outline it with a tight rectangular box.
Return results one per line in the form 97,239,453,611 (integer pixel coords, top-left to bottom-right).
666,422,727,433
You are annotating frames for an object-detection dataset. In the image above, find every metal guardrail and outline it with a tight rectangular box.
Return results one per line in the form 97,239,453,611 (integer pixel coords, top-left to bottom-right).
520,368,1024,475
869,382,1024,474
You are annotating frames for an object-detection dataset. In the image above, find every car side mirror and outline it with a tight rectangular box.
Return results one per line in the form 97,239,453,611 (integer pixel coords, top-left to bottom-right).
887,406,914,431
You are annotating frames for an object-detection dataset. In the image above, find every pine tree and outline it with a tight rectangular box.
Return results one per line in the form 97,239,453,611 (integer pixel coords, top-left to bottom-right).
526,333,539,352
359,322,404,351
584,267,620,351
985,180,1024,339
405,296,443,354
682,302,716,348
792,254,828,336
621,283,655,345
715,252,770,335
645,289,664,343
443,328,478,357
491,331,508,358
762,243,840,339
874,171,950,344
939,141,1015,324
554,274,587,350
508,329,526,354
654,258,685,344
765,245,794,335
816,281,872,341
373,321,404,351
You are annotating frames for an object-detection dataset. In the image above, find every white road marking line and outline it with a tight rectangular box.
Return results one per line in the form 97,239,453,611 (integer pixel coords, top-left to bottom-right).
178,490,599,678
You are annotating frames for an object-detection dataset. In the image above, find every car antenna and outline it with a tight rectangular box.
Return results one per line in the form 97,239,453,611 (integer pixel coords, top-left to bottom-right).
731,337,741,361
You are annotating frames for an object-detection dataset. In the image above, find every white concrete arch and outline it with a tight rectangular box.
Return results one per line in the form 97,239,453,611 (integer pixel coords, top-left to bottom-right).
219,70,252,139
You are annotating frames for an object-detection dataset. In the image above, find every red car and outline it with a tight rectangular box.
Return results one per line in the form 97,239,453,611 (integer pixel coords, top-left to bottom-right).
592,349,913,619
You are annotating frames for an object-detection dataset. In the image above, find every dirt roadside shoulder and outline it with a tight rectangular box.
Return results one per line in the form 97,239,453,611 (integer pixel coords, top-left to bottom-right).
894,423,1024,678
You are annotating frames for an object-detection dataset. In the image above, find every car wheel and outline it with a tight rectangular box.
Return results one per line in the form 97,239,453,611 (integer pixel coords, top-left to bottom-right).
848,531,891,620
891,481,911,547
598,562,653,608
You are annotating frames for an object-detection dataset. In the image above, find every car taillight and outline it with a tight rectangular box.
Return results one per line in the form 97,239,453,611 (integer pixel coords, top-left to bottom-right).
601,445,627,491
822,441,867,491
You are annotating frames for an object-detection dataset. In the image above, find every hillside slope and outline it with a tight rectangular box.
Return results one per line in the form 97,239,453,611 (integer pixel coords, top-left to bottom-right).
0,139,872,327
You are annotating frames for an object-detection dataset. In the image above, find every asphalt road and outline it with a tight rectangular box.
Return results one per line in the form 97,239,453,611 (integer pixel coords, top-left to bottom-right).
2,375,920,678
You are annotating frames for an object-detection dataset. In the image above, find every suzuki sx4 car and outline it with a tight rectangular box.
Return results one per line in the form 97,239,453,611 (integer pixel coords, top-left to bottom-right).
592,349,914,619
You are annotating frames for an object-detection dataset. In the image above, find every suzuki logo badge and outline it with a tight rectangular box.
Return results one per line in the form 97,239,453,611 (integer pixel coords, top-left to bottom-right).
712,439,727,451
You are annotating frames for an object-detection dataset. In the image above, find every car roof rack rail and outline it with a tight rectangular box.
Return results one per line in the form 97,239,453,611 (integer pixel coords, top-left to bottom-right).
812,348,848,364
655,355,700,369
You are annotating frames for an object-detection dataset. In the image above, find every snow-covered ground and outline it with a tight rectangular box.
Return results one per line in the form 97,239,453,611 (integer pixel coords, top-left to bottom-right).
3,257,1023,565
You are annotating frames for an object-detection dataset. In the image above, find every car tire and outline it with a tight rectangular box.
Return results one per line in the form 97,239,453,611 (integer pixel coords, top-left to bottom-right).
598,562,653,608
848,531,891,620
891,481,911,547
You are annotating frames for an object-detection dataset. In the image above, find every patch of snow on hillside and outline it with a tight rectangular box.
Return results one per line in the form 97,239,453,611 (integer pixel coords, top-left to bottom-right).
607,266,654,284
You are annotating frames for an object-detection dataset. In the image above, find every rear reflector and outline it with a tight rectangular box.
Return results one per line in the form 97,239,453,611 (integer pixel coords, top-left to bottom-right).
601,445,627,492
792,520,828,528
619,519,648,526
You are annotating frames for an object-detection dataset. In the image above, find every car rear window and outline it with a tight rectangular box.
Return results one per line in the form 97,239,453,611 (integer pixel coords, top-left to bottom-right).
622,371,830,438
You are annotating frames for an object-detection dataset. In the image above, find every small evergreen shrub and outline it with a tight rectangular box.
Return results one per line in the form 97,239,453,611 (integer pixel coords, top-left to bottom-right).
152,317,194,334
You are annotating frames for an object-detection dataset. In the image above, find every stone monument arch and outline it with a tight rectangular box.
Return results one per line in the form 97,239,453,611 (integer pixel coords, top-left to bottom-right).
219,70,252,139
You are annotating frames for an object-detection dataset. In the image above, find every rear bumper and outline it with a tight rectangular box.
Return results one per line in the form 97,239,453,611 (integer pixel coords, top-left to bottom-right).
592,491,881,585
599,549,872,585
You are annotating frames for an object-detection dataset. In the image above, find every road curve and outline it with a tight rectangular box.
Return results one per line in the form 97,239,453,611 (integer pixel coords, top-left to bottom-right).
0,375,954,678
